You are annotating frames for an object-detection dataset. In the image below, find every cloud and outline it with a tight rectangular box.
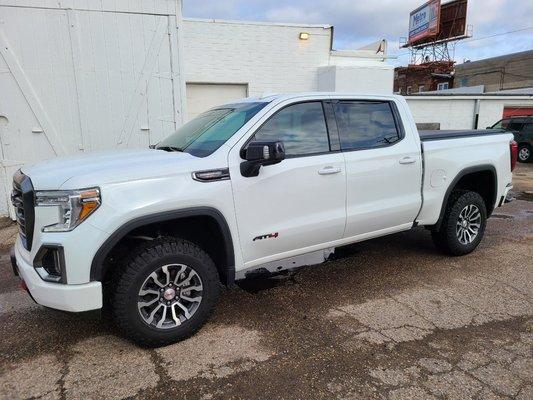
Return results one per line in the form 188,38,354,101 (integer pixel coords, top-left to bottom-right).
182,0,533,64
264,5,322,23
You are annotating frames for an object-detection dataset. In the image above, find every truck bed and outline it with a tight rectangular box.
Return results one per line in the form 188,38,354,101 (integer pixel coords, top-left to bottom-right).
419,129,507,142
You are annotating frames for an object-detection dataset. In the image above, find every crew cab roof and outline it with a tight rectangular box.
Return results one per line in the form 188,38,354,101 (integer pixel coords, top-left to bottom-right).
231,92,404,106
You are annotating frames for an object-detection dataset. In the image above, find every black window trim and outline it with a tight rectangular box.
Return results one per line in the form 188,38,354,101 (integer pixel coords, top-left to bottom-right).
331,99,406,153
240,100,339,160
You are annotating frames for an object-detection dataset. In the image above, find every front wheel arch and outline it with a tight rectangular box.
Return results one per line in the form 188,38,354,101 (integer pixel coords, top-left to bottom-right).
90,207,235,286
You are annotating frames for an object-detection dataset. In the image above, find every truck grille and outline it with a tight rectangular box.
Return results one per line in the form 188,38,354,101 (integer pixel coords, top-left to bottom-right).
11,170,35,251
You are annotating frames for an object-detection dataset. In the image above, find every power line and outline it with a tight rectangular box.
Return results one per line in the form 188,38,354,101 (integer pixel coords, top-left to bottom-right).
459,26,533,44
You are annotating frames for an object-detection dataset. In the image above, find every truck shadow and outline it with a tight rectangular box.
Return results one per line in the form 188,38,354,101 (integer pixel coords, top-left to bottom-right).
237,227,439,294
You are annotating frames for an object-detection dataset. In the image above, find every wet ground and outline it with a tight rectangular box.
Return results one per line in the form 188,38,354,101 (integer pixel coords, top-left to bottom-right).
0,164,531,400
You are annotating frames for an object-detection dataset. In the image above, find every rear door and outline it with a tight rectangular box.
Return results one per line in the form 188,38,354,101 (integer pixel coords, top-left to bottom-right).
228,100,346,267
332,99,422,238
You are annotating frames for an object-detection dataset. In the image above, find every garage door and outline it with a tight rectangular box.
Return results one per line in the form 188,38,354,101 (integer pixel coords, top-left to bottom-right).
186,84,248,120
503,107,533,118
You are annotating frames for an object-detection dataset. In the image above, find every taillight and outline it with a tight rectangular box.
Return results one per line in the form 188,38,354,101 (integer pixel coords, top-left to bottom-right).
510,140,518,172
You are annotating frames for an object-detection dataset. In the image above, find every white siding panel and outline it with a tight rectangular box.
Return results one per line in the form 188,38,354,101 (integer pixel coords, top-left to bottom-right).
0,4,184,216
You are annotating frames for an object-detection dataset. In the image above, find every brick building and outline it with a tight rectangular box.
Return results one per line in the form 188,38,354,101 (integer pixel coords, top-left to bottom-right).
394,61,454,95
454,50,533,92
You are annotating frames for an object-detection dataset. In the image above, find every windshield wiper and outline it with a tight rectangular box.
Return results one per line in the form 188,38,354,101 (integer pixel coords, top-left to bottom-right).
156,145,184,152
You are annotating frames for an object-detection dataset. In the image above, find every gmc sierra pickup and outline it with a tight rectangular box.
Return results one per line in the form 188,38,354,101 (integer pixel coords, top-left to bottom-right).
10,93,518,346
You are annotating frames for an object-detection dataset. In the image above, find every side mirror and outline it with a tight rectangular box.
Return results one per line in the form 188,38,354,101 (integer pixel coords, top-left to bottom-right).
240,141,285,177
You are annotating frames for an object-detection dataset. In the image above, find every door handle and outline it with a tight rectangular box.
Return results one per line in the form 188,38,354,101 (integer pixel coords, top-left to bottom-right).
399,156,416,165
318,166,342,175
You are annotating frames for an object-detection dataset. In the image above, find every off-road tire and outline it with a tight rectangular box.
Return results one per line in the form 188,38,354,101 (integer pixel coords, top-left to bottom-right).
431,190,487,256
518,144,532,163
108,236,220,347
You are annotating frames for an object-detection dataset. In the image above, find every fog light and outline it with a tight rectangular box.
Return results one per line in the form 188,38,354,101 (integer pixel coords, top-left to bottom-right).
34,246,65,283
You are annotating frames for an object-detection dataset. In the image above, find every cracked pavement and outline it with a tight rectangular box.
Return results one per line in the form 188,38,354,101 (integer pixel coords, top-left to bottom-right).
0,164,532,399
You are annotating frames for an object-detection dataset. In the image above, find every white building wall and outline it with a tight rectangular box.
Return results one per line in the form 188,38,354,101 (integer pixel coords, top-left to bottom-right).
405,96,533,130
183,19,333,96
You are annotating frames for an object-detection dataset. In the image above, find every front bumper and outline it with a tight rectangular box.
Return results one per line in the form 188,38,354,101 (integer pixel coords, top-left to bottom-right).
11,242,102,312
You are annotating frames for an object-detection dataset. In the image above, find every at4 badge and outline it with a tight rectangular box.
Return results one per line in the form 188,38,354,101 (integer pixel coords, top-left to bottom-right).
253,232,279,241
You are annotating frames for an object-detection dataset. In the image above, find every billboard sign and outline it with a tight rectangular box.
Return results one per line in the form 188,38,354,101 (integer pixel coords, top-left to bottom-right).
408,0,441,45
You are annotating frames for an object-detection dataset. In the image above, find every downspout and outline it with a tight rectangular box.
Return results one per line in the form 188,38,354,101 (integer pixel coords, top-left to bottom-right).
473,98,481,129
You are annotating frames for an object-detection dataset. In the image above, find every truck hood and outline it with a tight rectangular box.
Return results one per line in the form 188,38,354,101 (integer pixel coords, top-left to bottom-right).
22,149,197,189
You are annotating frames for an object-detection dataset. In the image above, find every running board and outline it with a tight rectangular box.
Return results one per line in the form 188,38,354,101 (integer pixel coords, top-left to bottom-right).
236,248,335,281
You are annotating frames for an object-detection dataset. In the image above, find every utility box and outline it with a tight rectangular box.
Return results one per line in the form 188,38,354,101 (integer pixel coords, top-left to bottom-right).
318,47,395,94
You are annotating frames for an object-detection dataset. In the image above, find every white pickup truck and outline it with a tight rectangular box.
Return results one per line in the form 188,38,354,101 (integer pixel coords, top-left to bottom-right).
10,93,517,346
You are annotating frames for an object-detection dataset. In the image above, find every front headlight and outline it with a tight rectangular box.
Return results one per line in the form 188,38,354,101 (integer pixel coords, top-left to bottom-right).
35,188,101,232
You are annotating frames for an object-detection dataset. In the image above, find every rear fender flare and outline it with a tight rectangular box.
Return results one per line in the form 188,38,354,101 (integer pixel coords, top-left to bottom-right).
433,165,497,230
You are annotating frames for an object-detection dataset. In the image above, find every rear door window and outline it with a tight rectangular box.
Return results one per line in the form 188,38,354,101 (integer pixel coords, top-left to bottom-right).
333,101,401,151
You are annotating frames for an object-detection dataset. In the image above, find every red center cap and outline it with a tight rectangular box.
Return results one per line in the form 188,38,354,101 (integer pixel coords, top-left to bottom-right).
163,288,176,301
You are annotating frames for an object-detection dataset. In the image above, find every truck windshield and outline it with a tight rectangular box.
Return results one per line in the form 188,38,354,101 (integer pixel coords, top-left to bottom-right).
156,102,268,157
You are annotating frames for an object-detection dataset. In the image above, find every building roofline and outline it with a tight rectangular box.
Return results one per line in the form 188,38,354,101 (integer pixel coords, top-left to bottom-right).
456,49,533,68
183,17,332,30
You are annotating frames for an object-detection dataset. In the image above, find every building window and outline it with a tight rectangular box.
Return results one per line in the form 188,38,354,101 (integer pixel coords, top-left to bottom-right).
418,85,425,93
406,86,412,95
437,82,449,91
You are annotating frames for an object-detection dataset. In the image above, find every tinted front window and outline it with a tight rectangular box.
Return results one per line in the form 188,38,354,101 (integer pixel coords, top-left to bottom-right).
251,102,330,156
157,102,267,157
507,122,524,132
333,101,400,150
494,118,523,131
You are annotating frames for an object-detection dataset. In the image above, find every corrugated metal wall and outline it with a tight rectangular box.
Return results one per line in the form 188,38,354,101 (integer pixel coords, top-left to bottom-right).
0,0,184,217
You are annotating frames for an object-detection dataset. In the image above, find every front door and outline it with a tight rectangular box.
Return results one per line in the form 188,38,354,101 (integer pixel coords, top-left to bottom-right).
228,100,346,269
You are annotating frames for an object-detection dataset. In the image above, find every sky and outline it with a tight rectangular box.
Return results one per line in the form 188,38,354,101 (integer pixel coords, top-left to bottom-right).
183,0,533,66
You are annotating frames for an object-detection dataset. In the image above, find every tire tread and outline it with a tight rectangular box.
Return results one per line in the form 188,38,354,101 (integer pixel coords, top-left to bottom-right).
108,236,220,347
432,190,487,256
